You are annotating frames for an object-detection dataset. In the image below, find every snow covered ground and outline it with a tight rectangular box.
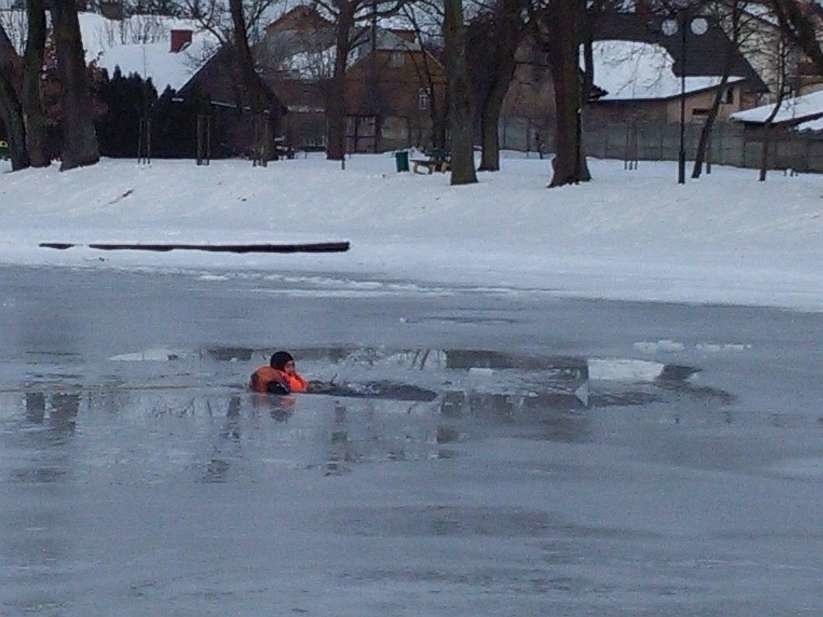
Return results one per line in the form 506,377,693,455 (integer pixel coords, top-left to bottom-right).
2,153,822,311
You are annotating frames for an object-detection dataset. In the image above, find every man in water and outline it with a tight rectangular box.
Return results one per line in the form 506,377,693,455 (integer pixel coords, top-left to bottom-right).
250,351,309,394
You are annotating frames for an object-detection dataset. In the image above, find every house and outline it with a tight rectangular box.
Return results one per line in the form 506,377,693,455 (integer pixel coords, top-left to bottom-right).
589,13,766,122
177,5,446,153
500,12,767,151
726,0,823,103
262,5,447,152
173,43,288,159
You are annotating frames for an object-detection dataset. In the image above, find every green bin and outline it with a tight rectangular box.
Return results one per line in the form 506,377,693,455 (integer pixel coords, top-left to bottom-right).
394,150,409,172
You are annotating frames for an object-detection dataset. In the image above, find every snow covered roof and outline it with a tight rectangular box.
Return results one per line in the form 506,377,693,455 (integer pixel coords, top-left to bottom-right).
0,10,217,92
263,24,421,80
591,40,745,101
731,90,823,124
76,13,219,92
97,34,216,93
592,12,767,92
796,116,823,132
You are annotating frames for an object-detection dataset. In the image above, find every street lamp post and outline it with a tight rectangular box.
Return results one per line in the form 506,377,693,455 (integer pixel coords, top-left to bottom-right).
662,9,709,184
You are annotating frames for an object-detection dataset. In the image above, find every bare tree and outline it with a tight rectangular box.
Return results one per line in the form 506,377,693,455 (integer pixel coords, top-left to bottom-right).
0,21,29,170
22,0,49,167
312,0,404,160
229,0,271,114
469,0,527,172
444,0,477,184
540,0,590,187
179,0,284,160
692,0,744,178
50,0,100,170
403,3,447,149
758,31,794,181
768,0,823,77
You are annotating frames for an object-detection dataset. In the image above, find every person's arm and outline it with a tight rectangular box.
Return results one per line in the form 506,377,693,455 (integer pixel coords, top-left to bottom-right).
267,380,291,395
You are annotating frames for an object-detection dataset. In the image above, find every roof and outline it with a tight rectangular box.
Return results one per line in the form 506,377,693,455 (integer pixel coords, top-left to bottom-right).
269,79,326,113
592,12,767,92
260,22,424,81
265,6,332,34
591,39,746,101
97,33,216,93
176,45,288,115
797,116,823,131
732,89,823,124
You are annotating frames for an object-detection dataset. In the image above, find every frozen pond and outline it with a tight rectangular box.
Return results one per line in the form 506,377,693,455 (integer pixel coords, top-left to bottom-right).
1,265,822,616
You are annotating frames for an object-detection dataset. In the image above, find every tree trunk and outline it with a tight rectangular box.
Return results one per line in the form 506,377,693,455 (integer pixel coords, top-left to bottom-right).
692,75,730,179
22,0,49,167
692,5,738,180
326,6,354,161
478,94,502,171
759,89,785,182
229,0,267,113
0,24,28,170
50,0,99,171
444,0,477,185
759,127,771,181
478,62,516,172
477,0,522,172
0,72,29,170
545,0,590,187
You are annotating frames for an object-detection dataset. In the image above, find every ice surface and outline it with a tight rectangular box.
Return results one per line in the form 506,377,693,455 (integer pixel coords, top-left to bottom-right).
1,254,822,617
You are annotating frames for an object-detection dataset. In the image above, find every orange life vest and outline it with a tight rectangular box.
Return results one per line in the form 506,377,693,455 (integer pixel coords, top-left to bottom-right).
250,366,309,393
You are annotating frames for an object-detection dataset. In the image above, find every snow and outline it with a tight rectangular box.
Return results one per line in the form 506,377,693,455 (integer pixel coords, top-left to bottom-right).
796,116,823,132
77,12,218,92
2,153,823,312
587,358,666,381
731,89,823,124
78,12,210,60
96,34,216,92
590,40,745,101
633,340,686,353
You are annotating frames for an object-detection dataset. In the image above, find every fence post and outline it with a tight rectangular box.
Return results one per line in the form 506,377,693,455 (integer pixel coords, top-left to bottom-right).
137,117,151,166
659,123,665,160
196,114,212,166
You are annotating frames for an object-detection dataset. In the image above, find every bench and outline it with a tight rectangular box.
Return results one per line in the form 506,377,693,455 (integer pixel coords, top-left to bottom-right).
412,158,450,174
411,148,451,174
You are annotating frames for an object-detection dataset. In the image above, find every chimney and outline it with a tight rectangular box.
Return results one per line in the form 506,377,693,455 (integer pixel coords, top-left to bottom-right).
170,29,193,53
100,0,124,20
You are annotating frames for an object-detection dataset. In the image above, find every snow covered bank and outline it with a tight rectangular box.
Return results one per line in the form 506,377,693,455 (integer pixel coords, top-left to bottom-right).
1,154,823,310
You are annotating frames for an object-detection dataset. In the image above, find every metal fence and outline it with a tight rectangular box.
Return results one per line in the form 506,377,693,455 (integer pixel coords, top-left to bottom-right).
499,117,823,173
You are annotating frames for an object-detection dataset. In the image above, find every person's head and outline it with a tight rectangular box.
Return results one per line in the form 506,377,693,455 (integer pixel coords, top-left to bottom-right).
270,351,296,374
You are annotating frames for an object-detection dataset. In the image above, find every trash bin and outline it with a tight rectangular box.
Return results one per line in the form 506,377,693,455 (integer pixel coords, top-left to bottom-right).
394,150,409,172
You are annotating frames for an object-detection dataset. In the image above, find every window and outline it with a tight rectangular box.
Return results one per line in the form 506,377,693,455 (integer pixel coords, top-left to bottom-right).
724,87,735,104
692,108,710,117
389,52,405,68
418,88,430,111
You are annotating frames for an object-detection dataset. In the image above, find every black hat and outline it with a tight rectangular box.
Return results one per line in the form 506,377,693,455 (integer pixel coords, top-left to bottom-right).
270,351,294,370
